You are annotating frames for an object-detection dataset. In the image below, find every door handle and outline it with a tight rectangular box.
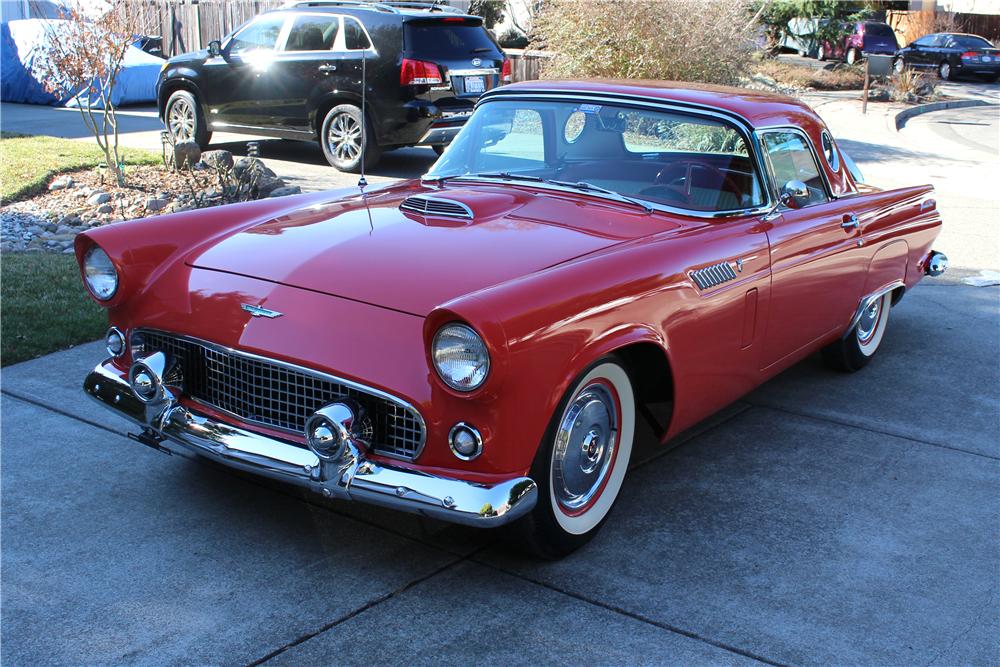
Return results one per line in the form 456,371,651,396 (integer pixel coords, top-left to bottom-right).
318,64,337,73
841,213,860,230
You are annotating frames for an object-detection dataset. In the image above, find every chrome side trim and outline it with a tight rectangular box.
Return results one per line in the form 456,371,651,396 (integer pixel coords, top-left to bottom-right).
133,328,427,461
844,280,905,338
84,361,537,528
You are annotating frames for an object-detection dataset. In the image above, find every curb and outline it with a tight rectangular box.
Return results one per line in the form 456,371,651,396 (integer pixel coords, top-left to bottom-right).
894,99,997,131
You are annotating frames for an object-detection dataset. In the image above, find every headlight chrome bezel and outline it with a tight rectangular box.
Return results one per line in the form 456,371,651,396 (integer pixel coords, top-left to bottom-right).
83,245,119,301
432,322,491,393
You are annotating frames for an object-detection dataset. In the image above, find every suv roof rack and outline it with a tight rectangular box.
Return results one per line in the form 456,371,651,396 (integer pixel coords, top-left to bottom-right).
282,0,464,14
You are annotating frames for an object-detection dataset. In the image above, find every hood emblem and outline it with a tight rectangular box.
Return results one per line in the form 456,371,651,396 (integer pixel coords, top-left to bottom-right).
471,57,482,67
241,303,283,319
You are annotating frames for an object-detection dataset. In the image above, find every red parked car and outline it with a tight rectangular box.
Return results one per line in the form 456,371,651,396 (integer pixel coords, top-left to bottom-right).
818,21,899,64
78,80,947,557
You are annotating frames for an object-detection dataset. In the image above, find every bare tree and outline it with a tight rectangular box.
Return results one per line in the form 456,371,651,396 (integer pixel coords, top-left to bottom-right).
32,1,150,187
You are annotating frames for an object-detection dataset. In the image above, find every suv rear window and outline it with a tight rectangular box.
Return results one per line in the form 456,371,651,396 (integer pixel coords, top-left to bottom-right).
863,22,894,37
404,20,500,58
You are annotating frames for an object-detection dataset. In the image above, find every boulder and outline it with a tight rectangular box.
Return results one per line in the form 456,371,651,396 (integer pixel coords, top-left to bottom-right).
96,203,115,214
87,191,111,205
173,141,202,169
202,150,235,172
49,175,74,190
269,186,302,198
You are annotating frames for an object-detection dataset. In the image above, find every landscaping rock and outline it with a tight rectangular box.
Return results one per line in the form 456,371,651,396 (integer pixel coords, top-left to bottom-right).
269,186,302,198
49,175,74,190
174,141,202,168
254,176,286,197
96,203,115,214
234,156,276,180
87,191,111,205
145,197,169,212
58,214,82,227
202,150,235,171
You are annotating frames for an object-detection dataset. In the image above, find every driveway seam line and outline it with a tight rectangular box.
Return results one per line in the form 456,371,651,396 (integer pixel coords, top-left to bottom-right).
1,388,125,437
247,549,481,666
473,558,786,667
748,402,999,461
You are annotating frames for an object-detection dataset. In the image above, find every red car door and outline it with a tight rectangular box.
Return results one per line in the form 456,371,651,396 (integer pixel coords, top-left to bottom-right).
758,128,866,370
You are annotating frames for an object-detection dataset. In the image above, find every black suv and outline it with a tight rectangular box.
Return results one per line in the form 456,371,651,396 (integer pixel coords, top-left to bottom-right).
157,0,509,172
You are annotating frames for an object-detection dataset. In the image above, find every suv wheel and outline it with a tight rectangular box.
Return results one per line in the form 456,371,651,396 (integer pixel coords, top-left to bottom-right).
165,90,211,148
846,48,860,65
320,104,381,173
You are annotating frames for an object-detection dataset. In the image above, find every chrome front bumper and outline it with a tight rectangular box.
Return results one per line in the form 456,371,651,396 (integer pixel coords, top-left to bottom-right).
84,361,537,528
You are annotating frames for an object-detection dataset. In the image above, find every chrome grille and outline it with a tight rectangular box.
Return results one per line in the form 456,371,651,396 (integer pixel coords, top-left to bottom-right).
137,330,425,460
690,262,738,290
400,195,473,219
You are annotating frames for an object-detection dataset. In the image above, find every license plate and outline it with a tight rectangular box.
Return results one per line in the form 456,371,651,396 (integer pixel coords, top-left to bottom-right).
464,76,485,94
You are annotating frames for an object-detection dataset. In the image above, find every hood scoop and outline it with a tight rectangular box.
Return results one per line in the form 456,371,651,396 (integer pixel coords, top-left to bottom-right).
400,194,473,219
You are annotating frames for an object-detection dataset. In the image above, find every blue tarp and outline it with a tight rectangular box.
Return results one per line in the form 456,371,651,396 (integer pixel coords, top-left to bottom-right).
1,18,161,107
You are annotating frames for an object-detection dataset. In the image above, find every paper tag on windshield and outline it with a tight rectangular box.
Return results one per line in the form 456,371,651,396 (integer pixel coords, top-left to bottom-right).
579,104,602,114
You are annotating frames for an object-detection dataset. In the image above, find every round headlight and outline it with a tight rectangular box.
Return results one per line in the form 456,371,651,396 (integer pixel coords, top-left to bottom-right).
432,323,490,392
83,246,118,301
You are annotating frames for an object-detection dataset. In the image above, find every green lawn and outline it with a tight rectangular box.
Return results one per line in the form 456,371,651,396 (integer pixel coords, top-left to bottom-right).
0,132,161,204
2,253,107,366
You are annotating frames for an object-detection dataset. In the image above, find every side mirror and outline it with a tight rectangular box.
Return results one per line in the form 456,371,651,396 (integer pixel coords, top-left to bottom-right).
780,180,810,209
208,40,222,57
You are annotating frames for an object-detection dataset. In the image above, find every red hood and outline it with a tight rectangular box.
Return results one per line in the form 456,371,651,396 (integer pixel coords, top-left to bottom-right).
187,182,681,316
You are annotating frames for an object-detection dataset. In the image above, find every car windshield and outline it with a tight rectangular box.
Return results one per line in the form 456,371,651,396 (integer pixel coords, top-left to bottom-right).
949,35,993,49
427,99,765,213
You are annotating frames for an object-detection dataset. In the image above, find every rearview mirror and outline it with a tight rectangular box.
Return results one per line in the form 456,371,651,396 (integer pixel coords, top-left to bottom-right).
780,180,810,209
208,40,222,57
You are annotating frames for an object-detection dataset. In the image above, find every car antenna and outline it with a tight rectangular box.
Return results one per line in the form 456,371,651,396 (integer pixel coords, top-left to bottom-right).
358,47,368,194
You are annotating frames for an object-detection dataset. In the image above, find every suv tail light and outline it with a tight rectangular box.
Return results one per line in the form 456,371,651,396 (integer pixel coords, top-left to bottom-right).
501,58,512,84
400,58,443,86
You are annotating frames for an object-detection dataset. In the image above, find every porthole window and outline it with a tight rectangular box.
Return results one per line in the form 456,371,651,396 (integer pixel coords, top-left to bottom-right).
821,132,840,172
563,110,586,143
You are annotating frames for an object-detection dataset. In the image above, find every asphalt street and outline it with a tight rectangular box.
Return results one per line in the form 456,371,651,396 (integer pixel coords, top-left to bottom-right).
2,85,999,665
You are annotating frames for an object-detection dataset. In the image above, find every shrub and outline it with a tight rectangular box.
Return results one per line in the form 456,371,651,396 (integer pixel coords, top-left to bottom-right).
534,0,759,85
888,69,937,103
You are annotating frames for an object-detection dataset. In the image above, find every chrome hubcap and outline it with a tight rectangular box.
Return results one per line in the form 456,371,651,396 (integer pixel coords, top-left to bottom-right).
942,64,950,77
168,99,196,140
857,299,881,343
552,383,618,512
327,113,361,163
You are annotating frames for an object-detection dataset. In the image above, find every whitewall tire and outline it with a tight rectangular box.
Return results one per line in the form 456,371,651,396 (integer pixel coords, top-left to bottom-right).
517,358,635,557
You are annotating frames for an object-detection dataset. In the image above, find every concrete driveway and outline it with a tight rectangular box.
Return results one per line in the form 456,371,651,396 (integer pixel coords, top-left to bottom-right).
3,91,999,665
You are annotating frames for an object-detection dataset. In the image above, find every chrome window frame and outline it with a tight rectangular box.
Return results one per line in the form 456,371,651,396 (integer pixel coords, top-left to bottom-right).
133,328,427,461
755,124,834,209
431,89,777,220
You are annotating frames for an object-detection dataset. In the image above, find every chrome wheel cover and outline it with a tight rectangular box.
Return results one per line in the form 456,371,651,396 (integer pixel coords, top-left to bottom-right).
940,63,950,79
856,298,882,344
327,112,362,163
551,382,619,513
167,98,196,141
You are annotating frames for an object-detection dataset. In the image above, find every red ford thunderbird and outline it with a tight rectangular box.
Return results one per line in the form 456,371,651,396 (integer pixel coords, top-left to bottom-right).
78,81,947,557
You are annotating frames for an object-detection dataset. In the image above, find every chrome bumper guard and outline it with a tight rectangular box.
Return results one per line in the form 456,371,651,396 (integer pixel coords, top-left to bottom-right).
84,361,537,528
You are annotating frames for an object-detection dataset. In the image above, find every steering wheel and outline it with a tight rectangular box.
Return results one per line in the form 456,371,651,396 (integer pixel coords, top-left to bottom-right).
640,162,742,207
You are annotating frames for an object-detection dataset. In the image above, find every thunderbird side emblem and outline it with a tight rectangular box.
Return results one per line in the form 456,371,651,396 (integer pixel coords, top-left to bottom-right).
241,303,283,319
471,57,482,67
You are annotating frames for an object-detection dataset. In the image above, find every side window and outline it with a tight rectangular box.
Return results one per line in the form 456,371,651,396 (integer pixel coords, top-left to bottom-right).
343,17,371,50
762,131,829,207
283,15,339,52
913,35,934,47
229,15,286,54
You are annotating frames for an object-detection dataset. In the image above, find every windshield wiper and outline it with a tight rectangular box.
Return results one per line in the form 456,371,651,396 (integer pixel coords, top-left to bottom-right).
548,179,653,213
